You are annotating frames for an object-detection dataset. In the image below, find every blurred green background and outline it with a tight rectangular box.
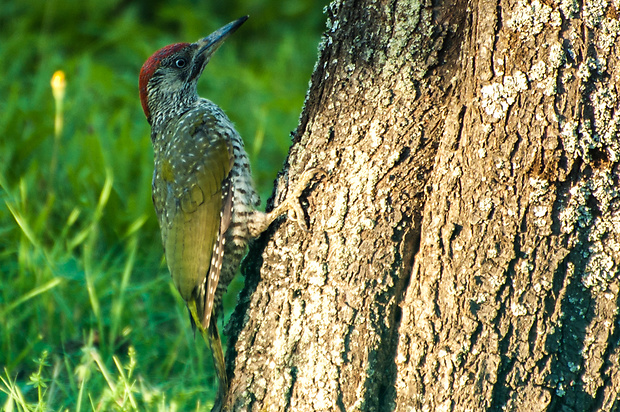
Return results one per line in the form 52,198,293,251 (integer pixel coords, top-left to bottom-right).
0,0,324,409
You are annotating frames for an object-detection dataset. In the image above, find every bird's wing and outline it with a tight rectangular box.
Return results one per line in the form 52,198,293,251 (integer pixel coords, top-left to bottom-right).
154,111,233,327
201,173,233,327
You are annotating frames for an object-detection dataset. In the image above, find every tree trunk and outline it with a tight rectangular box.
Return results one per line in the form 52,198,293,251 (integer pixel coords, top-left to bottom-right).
224,0,620,410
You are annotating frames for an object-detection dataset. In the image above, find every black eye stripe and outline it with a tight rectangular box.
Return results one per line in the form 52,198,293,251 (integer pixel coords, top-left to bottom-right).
189,55,204,80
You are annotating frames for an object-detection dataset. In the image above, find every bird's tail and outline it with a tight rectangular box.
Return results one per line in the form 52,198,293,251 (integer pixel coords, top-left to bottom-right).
208,316,228,408
187,301,229,410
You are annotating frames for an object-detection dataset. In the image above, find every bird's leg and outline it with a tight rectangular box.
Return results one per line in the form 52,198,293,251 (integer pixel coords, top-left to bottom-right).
187,301,228,408
249,168,325,237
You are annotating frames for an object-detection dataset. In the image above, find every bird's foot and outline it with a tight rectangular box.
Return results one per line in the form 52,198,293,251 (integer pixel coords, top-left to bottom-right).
260,167,325,234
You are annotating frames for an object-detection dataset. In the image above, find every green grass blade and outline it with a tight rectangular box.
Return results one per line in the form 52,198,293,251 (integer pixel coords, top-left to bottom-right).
0,278,62,319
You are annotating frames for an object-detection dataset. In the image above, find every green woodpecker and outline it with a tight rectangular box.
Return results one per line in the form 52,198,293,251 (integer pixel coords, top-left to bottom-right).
138,16,320,403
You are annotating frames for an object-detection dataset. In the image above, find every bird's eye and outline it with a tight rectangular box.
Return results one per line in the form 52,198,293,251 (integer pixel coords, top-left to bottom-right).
175,58,187,68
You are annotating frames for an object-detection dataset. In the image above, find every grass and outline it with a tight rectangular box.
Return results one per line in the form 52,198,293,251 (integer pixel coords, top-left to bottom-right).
0,0,324,409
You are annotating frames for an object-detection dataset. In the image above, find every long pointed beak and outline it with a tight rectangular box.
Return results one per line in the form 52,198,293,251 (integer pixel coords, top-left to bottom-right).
196,16,248,59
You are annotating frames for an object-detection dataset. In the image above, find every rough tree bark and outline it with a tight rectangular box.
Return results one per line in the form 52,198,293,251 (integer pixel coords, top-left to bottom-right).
223,0,620,410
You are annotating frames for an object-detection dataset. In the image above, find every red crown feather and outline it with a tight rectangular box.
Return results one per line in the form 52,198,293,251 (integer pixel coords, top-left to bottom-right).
139,42,190,120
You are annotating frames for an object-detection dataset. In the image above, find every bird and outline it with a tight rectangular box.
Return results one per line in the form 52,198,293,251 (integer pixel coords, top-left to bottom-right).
138,16,321,406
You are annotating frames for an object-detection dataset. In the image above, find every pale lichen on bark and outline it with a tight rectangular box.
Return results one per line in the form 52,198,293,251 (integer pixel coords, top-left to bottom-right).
394,0,620,406
227,0,445,410
224,0,620,409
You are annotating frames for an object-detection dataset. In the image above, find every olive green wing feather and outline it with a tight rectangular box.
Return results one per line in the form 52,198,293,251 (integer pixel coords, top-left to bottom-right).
153,112,233,327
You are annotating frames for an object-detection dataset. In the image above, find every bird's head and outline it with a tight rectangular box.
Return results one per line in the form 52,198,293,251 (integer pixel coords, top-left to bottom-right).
139,16,248,125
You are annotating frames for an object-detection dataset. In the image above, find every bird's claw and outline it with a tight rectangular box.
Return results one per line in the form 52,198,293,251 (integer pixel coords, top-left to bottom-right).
279,167,326,232
268,167,327,232
288,200,309,232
